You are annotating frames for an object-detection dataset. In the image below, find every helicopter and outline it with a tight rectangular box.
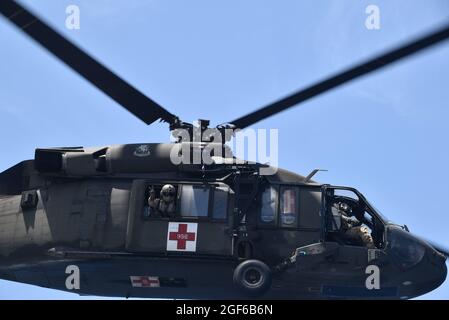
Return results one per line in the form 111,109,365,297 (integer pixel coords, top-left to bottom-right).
0,0,448,300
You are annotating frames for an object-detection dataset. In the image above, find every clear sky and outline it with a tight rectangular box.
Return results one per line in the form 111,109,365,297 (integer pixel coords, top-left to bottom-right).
1,0,449,300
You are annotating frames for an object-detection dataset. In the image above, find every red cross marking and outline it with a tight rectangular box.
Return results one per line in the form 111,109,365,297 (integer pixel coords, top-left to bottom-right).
132,277,159,287
169,223,196,250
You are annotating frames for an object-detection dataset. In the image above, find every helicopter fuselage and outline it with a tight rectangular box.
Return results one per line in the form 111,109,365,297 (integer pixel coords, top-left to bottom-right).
0,143,446,299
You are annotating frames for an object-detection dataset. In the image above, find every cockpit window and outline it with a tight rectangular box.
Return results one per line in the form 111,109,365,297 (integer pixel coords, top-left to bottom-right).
334,189,359,202
326,187,386,249
364,200,390,223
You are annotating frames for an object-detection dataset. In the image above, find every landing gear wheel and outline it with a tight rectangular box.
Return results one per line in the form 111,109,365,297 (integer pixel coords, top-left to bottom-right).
233,260,272,297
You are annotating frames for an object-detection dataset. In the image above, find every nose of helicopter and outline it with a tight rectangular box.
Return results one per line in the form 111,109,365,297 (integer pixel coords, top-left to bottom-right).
407,244,447,298
386,226,447,299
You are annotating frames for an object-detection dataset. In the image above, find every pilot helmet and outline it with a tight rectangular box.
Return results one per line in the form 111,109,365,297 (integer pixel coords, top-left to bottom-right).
161,184,176,200
338,202,352,214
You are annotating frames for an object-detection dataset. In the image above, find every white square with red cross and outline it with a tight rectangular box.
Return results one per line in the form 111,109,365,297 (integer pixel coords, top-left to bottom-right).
166,222,198,252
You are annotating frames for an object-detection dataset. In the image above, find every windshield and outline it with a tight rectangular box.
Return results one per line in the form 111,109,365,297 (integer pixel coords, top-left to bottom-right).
360,196,390,223
330,186,390,224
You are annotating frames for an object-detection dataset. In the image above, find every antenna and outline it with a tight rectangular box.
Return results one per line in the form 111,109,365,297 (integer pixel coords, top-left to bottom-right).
304,169,328,182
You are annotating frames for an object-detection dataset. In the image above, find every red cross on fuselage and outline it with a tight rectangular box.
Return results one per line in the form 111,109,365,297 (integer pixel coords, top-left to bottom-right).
132,277,159,287
169,223,196,250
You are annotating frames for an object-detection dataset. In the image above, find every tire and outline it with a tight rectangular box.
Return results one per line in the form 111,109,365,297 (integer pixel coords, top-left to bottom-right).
233,260,272,297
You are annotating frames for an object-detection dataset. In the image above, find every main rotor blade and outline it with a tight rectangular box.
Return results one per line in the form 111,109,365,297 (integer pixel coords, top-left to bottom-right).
0,0,177,125
229,22,449,129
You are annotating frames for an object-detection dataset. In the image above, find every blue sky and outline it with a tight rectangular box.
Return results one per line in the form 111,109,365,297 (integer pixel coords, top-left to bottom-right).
1,0,449,299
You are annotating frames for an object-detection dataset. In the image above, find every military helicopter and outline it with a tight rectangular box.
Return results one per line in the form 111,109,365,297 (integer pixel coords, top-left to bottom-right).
0,0,448,300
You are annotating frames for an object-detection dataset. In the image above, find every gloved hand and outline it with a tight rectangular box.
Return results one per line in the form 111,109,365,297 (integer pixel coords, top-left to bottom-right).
350,220,362,227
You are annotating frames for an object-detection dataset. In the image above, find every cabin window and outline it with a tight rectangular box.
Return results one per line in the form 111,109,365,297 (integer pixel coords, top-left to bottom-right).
260,186,278,224
144,184,179,219
280,187,298,227
179,185,209,217
143,183,229,220
212,186,228,220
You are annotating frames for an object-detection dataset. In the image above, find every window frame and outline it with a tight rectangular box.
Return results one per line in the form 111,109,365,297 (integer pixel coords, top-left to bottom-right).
178,184,211,219
258,184,279,228
258,184,311,230
279,185,300,229
143,181,230,223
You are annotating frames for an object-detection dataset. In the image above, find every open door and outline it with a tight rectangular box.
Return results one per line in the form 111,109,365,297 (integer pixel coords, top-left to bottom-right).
323,185,385,249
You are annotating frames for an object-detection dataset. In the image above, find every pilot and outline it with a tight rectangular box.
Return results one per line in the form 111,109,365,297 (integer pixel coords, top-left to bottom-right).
148,184,176,217
336,202,375,249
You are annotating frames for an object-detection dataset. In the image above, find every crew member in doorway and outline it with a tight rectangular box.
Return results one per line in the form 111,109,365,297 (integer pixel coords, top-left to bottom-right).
148,184,176,217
